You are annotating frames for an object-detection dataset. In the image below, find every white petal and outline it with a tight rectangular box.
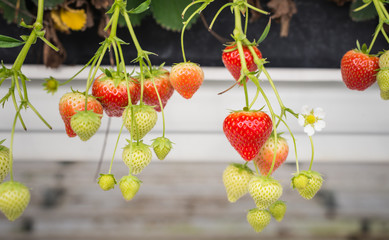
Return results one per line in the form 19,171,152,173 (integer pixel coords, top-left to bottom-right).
314,120,326,131
304,125,315,136
314,107,325,119
301,105,311,115
298,114,305,126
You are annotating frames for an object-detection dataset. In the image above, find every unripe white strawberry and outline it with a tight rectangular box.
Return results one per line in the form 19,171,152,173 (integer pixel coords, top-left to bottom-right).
151,137,173,160
0,140,10,183
247,208,271,232
122,141,152,175
97,174,116,191
70,110,102,141
269,200,287,222
119,175,142,201
379,50,389,68
122,105,157,140
222,163,254,202
248,176,283,209
0,181,30,221
294,170,323,200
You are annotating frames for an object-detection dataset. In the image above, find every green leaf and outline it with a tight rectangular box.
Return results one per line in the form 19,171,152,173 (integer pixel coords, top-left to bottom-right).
0,34,24,48
256,18,271,45
117,0,150,27
350,0,377,22
128,0,151,14
150,0,199,31
31,0,64,9
0,0,33,24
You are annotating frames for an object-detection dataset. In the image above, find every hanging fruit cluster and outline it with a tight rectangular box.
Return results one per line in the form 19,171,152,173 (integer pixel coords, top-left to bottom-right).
181,0,326,232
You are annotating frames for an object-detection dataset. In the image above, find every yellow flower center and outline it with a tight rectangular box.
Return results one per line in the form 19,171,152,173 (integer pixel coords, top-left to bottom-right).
306,114,316,124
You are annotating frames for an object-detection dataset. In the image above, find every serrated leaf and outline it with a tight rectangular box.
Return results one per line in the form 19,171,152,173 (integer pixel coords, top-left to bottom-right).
350,0,377,22
150,0,199,31
0,0,33,24
31,0,64,9
117,0,150,27
0,34,24,48
256,18,271,45
128,0,151,14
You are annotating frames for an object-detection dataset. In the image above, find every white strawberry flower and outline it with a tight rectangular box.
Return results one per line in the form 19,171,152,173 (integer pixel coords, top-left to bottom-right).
298,105,326,136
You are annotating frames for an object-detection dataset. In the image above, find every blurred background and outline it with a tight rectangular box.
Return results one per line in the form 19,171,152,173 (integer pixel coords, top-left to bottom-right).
0,0,389,239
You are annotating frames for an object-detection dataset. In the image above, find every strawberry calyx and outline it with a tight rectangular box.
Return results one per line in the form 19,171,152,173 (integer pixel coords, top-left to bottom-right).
230,162,254,174
354,40,378,57
98,68,134,88
291,170,322,189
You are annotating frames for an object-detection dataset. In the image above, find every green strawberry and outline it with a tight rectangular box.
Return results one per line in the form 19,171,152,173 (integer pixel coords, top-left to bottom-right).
70,110,102,141
381,90,389,100
97,174,116,191
379,50,389,68
294,170,323,200
151,137,173,160
119,175,142,201
377,69,389,100
0,181,30,221
0,140,10,183
122,141,152,175
291,172,309,190
122,105,158,141
248,176,283,209
269,200,287,222
247,208,271,232
222,163,254,203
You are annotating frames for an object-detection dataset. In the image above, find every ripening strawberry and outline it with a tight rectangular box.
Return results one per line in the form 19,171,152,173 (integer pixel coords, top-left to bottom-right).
122,105,157,141
293,170,323,200
70,110,102,141
0,140,10,183
119,175,141,201
222,43,262,83
122,141,152,175
151,137,173,160
143,68,174,112
92,72,141,117
59,91,103,137
223,110,272,161
340,49,379,91
254,133,289,176
170,62,204,99
269,200,287,222
222,163,254,202
377,69,389,100
248,176,283,209
0,181,30,221
247,208,271,232
97,174,116,191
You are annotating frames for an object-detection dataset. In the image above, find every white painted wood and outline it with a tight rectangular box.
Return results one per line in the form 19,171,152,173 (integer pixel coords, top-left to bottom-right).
0,66,388,162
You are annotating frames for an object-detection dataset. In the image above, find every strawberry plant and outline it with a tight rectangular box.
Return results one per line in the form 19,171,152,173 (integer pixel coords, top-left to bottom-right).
179,0,327,232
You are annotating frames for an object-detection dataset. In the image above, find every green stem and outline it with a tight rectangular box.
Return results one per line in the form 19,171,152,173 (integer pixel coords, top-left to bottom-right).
308,136,314,171
151,78,166,137
27,102,52,129
277,116,299,173
209,3,233,30
248,87,260,109
367,20,383,54
108,121,126,174
244,2,269,15
9,103,23,181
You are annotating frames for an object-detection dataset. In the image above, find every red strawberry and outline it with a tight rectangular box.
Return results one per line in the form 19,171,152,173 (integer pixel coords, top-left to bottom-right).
254,132,289,176
340,49,379,91
223,110,272,161
169,62,204,99
92,71,140,117
59,91,103,137
142,68,174,112
222,43,262,83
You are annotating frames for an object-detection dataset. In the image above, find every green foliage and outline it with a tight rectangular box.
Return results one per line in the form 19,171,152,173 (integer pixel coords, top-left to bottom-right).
150,0,199,31
0,35,24,48
117,0,151,27
0,0,32,24
350,0,377,22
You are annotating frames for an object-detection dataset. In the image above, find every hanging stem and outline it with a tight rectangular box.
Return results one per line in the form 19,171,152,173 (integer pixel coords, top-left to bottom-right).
308,136,315,171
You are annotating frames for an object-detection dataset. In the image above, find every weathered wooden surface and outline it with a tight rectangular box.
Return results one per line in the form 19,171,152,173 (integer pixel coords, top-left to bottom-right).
0,161,388,240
